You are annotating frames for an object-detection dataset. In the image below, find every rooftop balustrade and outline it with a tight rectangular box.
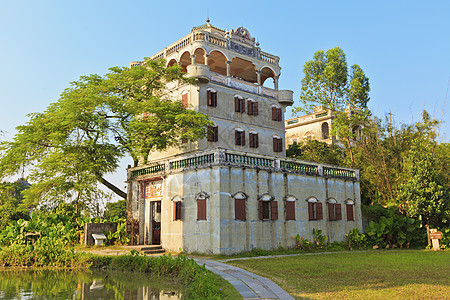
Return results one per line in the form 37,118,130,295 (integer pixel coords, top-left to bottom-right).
128,148,359,181
148,29,279,67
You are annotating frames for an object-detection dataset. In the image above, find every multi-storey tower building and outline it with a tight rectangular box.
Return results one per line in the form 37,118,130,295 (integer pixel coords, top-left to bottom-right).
127,21,362,254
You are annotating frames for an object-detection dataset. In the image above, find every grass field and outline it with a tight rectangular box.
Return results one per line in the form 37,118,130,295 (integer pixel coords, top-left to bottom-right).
227,250,450,299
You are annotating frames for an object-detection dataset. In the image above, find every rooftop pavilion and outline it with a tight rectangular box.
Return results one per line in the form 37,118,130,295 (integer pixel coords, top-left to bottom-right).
130,20,291,103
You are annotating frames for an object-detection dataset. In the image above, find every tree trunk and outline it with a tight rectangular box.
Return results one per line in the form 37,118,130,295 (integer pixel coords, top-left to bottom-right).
346,137,355,168
97,176,127,199
426,222,431,246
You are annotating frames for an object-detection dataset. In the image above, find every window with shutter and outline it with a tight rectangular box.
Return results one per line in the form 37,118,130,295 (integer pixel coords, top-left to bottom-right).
346,204,354,221
173,201,182,221
235,198,246,220
271,201,278,220
273,137,282,152
308,202,315,220
316,202,323,220
235,130,245,146
207,125,218,142
335,203,342,220
182,93,188,108
272,106,277,120
247,100,253,115
258,200,264,220
286,201,295,220
234,97,245,113
206,91,217,107
328,203,335,220
197,198,207,220
254,102,259,115
249,132,258,148
277,108,282,121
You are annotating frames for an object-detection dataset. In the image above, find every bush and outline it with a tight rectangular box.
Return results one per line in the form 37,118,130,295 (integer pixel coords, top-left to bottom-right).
345,228,367,250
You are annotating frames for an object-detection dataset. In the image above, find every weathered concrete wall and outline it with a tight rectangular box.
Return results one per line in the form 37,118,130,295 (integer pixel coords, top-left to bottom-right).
129,161,362,255
84,223,117,246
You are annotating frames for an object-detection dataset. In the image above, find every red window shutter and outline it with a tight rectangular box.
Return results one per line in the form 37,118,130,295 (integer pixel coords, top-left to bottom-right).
308,202,314,220
347,204,354,221
249,133,254,148
240,99,245,113
207,90,212,106
277,138,283,152
328,203,334,221
316,202,323,220
182,93,188,108
212,92,217,107
235,130,239,145
235,198,246,220
286,201,295,220
177,202,182,220
255,133,259,148
214,126,218,142
207,125,214,142
277,108,282,121
258,200,264,220
197,198,206,220
173,202,177,221
272,106,277,120
242,131,245,146
335,204,342,220
271,201,278,220
247,100,252,115
273,137,277,152
235,97,240,112
254,102,258,115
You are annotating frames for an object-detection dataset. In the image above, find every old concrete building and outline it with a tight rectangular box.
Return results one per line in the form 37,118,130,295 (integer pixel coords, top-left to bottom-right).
285,106,334,146
127,21,363,254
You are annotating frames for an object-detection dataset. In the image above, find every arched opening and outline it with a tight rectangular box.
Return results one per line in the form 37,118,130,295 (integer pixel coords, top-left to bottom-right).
167,58,177,67
179,51,191,73
321,122,329,139
304,131,314,141
194,48,206,65
260,67,275,89
230,57,256,83
209,50,227,76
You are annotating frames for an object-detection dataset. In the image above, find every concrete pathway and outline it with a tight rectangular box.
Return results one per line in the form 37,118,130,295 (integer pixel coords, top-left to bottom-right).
194,258,294,300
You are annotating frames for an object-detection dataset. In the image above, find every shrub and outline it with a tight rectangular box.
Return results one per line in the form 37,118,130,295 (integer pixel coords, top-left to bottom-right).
345,228,367,250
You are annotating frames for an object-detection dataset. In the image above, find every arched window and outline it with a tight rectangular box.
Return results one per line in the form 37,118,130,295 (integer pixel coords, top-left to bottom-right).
179,51,191,73
172,195,182,221
258,193,277,220
234,95,245,113
327,198,342,221
249,129,258,148
233,192,247,221
196,192,209,221
235,128,245,146
247,98,258,116
273,134,283,152
207,88,217,107
345,199,355,221
307,197,323,221
207,122,218,143
271,105,282,121
321,122,329,139
285,195,296,221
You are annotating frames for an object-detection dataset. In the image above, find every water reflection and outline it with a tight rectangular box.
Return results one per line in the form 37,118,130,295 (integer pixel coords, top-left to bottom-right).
0,268,182,299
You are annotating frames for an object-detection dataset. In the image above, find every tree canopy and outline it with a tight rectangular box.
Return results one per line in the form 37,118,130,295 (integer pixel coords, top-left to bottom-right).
0,60,211,212
294,47,370,167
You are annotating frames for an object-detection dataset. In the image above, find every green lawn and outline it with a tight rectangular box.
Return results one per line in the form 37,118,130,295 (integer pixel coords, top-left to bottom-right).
227,250,450,299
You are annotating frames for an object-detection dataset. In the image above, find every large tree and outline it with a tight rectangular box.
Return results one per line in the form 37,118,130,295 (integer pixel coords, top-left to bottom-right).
0,60,211,211
294,47,370,167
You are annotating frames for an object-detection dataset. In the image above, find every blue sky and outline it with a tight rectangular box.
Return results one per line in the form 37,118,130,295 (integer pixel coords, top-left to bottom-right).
0,0,449,196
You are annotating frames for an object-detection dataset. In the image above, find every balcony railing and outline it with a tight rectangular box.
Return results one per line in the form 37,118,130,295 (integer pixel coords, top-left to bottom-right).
209,72,277,99
128,149,358,181
149,30,279,67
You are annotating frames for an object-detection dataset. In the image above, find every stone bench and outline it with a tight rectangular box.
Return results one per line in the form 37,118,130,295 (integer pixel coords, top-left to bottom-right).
92,233,107,246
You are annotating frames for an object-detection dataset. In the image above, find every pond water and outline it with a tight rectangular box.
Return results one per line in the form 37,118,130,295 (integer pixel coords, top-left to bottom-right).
0,269,183,299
